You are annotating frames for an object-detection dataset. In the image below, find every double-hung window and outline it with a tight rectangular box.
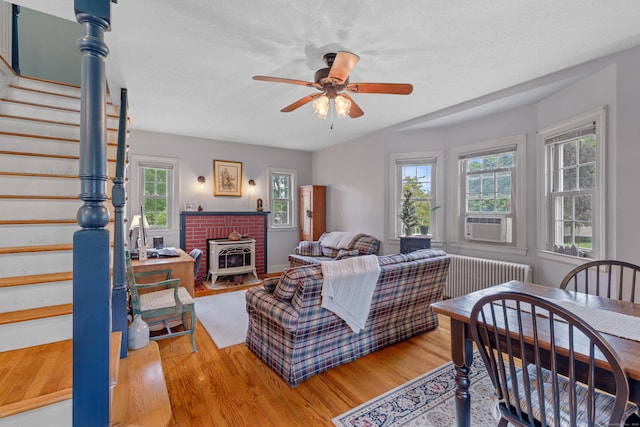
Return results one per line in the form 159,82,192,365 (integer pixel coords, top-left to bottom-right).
453,135,526,250
130,155,178,231
392,155,440,238
269,168,297,229
537,108,606,259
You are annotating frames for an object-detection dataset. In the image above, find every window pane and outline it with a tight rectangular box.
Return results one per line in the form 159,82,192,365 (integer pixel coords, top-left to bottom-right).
579,136,596,163
561,167,577,191
467,158,483,172
481,199,496,212
579,164,595,190
496,171,511,197
144,181,155,196
467,199,481,212
497,154,513,168
575,195,592,221
562,141,577,167
481,173,495,194
157,182,167,196
273,201,289,225
576,221,592,250
467,175,480,197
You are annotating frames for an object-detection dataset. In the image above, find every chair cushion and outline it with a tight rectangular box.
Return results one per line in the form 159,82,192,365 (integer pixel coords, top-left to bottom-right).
296,241,323,257
505,364,639,426
139,287,194,311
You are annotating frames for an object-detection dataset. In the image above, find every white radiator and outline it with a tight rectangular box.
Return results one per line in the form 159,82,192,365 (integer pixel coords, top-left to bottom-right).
445,255,532,298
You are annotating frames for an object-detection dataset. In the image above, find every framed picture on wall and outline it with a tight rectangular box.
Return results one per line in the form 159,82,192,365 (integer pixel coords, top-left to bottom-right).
185,202,197,211
213,159,242,196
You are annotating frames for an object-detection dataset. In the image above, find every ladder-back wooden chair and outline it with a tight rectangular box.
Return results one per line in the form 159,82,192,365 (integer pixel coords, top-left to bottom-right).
470,291,638,427
126,251,197,352
560,260,640,302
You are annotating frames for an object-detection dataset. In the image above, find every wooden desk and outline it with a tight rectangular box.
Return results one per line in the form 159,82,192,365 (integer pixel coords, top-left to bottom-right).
432,281,640,427
132,248,195,297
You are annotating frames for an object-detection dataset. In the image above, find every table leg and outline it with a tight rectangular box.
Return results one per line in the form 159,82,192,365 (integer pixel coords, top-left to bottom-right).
450,318,474,427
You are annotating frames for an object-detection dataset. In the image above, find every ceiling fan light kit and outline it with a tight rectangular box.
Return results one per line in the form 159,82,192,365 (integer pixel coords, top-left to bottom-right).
253,51,413,121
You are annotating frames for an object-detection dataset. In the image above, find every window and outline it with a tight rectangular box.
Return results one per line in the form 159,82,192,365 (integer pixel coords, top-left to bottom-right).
141,166,170,227
538,108,606,259
389,152,442,240
269,168,297,229
130,155,178,231
451,134,526,252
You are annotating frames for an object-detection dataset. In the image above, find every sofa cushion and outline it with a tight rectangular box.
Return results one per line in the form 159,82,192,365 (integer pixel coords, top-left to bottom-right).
273,265,322,302
335,249,360,260
352,234,380,255
321,246,340,258
296,240,323,257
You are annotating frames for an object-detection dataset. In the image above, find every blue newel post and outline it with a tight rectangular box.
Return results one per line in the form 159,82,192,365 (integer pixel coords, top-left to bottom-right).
73,1,112,425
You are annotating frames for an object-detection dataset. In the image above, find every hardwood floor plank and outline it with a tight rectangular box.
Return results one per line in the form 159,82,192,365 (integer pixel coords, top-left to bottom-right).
158,314,452,425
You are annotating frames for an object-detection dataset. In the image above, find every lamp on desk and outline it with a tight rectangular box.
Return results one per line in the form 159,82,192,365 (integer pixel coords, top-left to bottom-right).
129,214,149,252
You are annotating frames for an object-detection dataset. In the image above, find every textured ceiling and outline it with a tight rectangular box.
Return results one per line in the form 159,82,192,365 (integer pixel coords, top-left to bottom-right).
13,0,640,151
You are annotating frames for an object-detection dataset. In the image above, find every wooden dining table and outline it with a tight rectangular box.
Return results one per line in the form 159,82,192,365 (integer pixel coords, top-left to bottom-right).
431,280,640,427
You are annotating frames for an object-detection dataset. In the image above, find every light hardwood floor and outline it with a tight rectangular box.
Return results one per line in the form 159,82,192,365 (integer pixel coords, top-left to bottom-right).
157,310,452,426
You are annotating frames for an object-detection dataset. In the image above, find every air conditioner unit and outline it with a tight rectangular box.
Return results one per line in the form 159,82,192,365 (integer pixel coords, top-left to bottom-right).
465,216,507,243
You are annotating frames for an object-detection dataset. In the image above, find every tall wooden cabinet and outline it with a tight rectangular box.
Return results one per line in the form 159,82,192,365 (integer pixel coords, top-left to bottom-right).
299,185,326,241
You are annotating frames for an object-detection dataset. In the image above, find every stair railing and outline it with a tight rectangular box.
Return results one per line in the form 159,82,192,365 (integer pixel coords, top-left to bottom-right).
112,88,129,358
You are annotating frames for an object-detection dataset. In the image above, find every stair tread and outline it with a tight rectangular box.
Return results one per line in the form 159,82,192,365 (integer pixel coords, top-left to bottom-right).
111,341,172,427
0,244,73,255
0,339,72,415
0,334,122,419
0,304,72,326
0,272,73,288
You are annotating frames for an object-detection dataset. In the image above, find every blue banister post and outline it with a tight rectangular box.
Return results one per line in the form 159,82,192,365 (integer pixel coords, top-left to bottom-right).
73,1,112,425
112,88,128,358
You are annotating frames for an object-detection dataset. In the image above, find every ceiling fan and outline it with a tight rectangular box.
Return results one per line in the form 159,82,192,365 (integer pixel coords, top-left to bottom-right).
252,51,413,120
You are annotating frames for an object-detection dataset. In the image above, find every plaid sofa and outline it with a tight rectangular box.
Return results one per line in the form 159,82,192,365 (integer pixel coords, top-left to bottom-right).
288,232,380,267
245,249,451,386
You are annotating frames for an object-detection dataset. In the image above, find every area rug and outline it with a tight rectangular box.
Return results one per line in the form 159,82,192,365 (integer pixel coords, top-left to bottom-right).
333,351,500,427
194,290,248,349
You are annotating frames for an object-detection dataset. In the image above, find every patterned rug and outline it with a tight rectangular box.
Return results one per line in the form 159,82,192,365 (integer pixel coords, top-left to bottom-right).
333,352,499,427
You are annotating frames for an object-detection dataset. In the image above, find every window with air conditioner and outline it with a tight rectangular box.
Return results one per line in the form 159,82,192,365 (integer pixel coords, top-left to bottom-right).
453,134,526,251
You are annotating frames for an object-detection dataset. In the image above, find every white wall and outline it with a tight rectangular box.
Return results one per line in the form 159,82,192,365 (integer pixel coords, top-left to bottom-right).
127,129,312,272
313,46,640,287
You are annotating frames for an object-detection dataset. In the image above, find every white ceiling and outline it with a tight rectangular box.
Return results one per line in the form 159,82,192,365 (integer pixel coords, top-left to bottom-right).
13,0,640,151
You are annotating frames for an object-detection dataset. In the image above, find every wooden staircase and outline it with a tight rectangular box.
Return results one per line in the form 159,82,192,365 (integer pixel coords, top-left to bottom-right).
0,63,170,426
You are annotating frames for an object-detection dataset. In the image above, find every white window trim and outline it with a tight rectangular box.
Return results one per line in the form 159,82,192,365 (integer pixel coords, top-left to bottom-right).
450,134,527,255
536,107,606,263
129,154,180,232
388,151,444,242
268,167,298,231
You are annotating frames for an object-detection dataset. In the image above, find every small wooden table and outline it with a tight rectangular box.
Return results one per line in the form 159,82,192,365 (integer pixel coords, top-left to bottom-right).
132,248,195,297
432,281,640,427
399,235,431,253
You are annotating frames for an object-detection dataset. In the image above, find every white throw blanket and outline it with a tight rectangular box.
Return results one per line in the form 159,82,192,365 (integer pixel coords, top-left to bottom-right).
321,231,360,249
321,255,381,333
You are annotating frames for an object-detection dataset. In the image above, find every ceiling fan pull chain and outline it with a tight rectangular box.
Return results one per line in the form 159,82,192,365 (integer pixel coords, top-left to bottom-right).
330,99,335,130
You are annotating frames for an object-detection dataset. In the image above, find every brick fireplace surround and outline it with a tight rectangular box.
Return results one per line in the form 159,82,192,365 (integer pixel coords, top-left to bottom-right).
180,211,269,282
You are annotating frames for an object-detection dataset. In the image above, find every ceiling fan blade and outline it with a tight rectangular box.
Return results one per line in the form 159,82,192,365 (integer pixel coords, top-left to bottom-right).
328,51,360,84
253,75,318,88
341,93,364,118
346,82,413,95
281,93,323,112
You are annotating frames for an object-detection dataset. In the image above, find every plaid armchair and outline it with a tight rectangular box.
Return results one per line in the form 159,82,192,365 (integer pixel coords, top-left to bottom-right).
246,249,450,386
288,232,380,267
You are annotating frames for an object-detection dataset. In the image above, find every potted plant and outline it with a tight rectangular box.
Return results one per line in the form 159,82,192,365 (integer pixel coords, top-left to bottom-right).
418,205,441,235
399,187,418,236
